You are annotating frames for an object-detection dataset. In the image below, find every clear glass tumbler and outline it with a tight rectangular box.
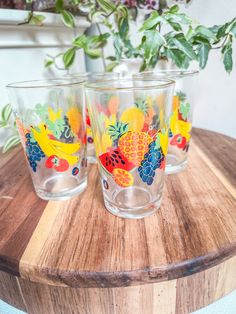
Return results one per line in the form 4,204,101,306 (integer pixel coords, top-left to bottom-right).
85,78,175,219
7,79,87,200
66,72,120,164
133,70,198,174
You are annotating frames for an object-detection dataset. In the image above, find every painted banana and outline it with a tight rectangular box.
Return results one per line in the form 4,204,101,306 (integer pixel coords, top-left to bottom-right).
31,126,79,165
50,140,80,155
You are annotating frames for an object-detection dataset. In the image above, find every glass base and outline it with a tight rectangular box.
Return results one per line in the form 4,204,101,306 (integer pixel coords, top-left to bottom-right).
165,153,187,174
36,177,87,201
104,186,162,219
87,156,97,164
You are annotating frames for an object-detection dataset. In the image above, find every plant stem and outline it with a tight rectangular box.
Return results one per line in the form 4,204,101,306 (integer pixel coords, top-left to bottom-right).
211,34,229,50
18,1,34,25
96,23,106,71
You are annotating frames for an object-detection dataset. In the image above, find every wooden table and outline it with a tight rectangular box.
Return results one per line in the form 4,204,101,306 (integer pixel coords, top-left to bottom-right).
0,128,235,314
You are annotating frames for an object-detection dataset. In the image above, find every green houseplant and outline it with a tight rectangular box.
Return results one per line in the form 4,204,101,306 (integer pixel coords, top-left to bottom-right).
1,0,236,152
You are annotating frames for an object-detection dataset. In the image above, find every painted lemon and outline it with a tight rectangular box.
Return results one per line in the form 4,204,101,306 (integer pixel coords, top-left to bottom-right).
172,95,180,111
67,107,82,135
101,133,113,153
170,108,191,141
120,107,145,132
159,130,169,156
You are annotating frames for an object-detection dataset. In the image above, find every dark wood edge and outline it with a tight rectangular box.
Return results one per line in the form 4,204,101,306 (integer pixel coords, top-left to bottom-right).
22,244,236,288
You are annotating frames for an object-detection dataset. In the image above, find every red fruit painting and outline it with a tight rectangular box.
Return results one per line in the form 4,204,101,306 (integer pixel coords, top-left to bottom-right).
178,111,187,122
148,129,157,140
170,134,187,149
99,148,135,174
86,109,91,127
45,155,69,172
141,122,149,132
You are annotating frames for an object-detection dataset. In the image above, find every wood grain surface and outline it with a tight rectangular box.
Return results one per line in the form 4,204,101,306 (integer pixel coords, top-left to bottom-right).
0,128,235,290
1,255,236,314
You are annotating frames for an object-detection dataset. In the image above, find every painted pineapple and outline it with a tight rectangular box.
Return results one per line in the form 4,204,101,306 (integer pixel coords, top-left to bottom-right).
119,131,152,166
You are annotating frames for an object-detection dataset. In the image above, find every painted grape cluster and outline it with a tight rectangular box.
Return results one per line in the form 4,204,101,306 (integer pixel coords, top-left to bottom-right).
138,143,165,185
25,132,45,172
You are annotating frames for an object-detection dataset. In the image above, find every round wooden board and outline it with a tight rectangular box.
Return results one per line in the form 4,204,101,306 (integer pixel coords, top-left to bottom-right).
0,128,236,314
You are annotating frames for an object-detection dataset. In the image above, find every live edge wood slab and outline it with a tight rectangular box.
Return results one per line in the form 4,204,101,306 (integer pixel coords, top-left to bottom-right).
0,128,236,314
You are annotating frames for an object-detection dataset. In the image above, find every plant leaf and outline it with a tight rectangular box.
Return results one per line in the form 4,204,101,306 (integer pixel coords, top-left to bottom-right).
166,48,186,68
167,20,182,31
139,11,163,31
2,135,21,153
165,13,191,25
222,42,233,73
61,10,75,28
195,25,216,41
229,21,236,37
63,47,76,68
143,30,166,60
170,33,197,60
2,104,12,122
118,17,129,40
106,62,119,72
55,0,64,12
198,42,211,69
44,60,54,68
73,34,87,48
96,0,116,13
0,121,7,128
113,33,123,60
29,14,46,26
106,56,117,61
169,5,179,14
85,48,101,59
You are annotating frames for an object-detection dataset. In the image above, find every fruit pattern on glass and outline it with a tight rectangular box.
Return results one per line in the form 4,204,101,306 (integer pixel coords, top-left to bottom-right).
168,91,191,152
86,95,119,160
16,104,86,175
96,96,168,188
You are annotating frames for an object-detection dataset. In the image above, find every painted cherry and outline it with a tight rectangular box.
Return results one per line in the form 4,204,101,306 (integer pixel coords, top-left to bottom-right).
45,155,69,172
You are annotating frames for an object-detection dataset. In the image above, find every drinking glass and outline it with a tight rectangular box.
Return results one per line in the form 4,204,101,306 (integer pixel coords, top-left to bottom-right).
66,72,120,163
7,79,87,200
85,78,175,219
133,70,198,174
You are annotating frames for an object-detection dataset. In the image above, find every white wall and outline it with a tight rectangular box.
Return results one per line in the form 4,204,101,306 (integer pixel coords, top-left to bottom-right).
0,9,89,146
181,0,236,138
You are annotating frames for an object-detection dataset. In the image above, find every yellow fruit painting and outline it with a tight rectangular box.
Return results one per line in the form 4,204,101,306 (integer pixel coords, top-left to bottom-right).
159,131,169,156
120,107,145,132
67,107,82,135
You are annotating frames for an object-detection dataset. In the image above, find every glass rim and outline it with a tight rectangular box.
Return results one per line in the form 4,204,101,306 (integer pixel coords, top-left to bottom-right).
85,78,175,91
133,70,199,79
64,72,120,80
6,78,85,89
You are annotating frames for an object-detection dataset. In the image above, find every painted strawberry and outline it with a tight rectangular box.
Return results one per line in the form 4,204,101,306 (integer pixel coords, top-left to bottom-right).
170,134,187,149
45,155,69,172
